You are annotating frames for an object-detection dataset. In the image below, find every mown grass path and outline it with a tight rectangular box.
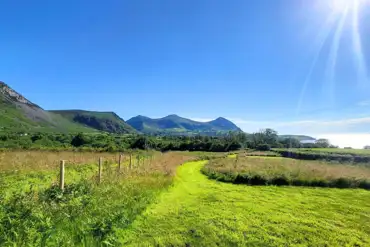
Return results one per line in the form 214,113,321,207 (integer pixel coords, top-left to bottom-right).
119,161,370,246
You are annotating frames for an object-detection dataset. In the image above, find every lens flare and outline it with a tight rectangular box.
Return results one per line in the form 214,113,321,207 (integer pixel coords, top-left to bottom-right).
297,0,369,113
325,4,349,104
351,0,369,87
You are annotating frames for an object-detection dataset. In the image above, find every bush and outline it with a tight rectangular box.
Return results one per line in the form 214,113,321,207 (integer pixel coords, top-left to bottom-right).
256,144,271,151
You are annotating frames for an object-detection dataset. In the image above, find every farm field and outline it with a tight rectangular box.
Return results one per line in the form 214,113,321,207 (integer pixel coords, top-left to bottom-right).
1,151,370,246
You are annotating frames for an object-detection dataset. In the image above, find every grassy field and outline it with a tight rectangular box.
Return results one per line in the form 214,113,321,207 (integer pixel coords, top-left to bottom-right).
119,160,370,246
202,156,370,189
0,151,194,246
1,151,370,246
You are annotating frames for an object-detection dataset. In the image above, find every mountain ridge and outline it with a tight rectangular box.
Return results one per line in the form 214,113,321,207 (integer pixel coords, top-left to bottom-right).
126,114,242,135
50,110,136,134
0,82,133,133
0,81,315,140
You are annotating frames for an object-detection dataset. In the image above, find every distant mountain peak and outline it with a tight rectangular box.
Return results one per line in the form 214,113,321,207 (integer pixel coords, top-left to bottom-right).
127,114,242,135
0,81,7,87
0,81,40,107
213,117,228,122
165,114,180,118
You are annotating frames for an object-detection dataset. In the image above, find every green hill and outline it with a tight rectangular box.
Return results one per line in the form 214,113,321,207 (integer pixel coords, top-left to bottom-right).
50,110,136,134
126,114,242,135
0,82,135,134
0,82,95,133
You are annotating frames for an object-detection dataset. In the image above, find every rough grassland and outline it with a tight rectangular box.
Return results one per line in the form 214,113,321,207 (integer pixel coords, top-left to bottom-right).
0,152,194,246
202,156,370,189
119,161,370,247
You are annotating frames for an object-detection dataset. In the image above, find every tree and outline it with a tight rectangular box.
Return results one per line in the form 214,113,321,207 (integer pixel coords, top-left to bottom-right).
315,139,330,148
71,133,90,147
280,138,301,148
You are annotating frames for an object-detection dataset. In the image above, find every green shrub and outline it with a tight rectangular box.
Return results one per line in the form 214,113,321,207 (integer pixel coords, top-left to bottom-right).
256,144,271,151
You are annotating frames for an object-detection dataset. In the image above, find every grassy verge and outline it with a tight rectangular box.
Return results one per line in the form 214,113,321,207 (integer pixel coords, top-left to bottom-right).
202,156,370,189
0,151,193,246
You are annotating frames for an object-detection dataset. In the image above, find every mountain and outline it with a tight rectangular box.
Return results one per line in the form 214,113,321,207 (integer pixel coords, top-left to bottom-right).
0,81,96,133
279,135,316,141
0,82,135,134
50,110,136,134
126,114,242,135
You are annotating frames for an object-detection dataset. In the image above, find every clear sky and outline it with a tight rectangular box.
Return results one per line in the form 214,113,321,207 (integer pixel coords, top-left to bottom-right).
1,0,370,147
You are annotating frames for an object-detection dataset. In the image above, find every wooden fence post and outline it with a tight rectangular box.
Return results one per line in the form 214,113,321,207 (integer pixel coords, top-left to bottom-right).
137,155,140,167
98,157,103,183
118,154,122,172
129,154,132,169
59,160,65,191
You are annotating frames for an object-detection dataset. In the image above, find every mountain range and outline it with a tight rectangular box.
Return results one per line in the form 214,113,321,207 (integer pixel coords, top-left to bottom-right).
0,82,241,135
0,81,315,140
126,115,241,135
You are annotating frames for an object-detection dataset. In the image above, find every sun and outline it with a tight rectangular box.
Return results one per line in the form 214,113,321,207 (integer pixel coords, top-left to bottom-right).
328,0,368,13
330,0,351,12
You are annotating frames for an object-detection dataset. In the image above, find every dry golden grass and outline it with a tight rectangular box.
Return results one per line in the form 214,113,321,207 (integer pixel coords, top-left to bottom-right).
0,150,195,176
212,156,370,180
0,150,120,171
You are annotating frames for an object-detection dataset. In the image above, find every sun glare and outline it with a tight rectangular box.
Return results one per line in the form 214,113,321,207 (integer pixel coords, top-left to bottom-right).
297,0,369,114
328,0,369,13
330,0,351,12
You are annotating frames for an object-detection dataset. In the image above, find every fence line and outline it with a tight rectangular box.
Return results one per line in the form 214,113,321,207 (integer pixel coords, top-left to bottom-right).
58,154,152,189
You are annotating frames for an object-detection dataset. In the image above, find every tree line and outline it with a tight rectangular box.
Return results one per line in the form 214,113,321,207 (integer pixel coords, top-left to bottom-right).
0,129,335,152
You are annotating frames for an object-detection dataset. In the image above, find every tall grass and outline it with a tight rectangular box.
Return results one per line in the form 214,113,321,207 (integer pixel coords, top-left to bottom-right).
202,156,370,189
273,148,370,163
0,151,194,246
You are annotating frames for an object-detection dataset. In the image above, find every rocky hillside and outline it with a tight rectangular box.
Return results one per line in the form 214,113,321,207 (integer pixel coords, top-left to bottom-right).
0,82,133,134
50,110,136,134
0,82,95,133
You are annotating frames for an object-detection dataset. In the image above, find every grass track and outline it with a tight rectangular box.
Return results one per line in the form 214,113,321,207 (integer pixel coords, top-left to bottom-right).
119,161,370,247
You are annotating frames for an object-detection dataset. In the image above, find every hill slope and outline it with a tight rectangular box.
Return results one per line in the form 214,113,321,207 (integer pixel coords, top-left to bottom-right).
0,82,95,133
50,110,136,134
127,114,241,135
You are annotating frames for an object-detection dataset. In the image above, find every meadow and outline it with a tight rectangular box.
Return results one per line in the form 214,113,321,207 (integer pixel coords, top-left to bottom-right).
1,150,370,246
202,155,370,189
119,160,370,246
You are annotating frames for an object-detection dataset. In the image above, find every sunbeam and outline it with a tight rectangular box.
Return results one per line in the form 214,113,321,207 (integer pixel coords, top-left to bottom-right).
301,0,370,110
352,0,369,87
324,4,349,104
296,13,338,114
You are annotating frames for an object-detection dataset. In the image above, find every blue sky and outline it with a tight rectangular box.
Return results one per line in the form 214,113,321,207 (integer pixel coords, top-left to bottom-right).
1,0,370,147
